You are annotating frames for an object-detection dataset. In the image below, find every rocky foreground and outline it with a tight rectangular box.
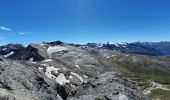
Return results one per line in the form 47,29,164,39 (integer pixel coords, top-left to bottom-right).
0,58,147,100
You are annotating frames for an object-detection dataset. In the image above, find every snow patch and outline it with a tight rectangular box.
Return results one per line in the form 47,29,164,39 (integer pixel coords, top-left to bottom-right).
45,66,60,78
4,51,14,58
55,73,70,85
2,48,7,51
125,54,129,57
97,43,103,48
47,46,68,55
38,67,43,71
69,75,73,79
106,55,117,58
41,64,49,66
29,58,34,62
45,66,69,85
31,62,37,64
71,72,83,82
42,59,53,62
83,75,88,78
75,64,80,69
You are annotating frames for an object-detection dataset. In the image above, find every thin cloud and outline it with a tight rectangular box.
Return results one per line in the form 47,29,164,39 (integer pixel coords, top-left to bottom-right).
0,26,12,31
18,32,26,35
18,32,31,35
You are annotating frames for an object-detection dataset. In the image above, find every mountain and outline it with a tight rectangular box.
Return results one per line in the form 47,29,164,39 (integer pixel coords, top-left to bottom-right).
86,41,170,56
0,44,25,58
1,41,170,100
10,44,48,61
135,41,170,55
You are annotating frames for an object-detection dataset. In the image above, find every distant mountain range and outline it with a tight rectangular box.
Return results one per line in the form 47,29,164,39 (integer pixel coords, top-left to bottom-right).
86,41,170,56
1,41,170,59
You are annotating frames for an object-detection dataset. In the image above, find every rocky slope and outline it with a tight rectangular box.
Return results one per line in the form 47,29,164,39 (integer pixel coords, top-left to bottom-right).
69,72,147,100
10,44,48,61
0,58,147,100
0,59,66,100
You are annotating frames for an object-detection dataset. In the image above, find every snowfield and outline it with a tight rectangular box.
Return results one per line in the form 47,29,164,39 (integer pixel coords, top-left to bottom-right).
47,46,68,55
4,51,14,58
42,65,70,85
71,72,83,82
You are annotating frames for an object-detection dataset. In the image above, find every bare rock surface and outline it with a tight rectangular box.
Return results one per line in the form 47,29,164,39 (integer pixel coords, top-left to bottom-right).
0,59,66,100
69,72,147,100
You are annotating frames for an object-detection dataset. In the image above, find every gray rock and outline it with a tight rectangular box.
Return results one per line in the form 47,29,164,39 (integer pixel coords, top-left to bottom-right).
69,72,147,100
0,59,66,100
10,44,48,61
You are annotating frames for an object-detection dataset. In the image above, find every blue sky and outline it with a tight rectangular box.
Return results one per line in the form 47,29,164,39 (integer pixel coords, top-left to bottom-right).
0,0,170,45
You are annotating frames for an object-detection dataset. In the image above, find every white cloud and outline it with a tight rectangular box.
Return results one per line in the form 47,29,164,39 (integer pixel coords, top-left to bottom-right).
18,32,31,35
0,27,12,31
18,32,26,35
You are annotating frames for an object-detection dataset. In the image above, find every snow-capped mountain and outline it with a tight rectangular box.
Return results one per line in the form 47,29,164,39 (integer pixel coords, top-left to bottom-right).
86,41,170,56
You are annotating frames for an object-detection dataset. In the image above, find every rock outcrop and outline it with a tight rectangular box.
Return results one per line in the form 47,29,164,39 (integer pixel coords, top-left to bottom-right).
69,72,147,100
0,59,67,100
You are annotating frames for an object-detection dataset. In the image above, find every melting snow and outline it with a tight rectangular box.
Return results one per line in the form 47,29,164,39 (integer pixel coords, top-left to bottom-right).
41,64,48,66
70,84,76,88
47,46,68,55
125,54,129,57
31,62,37,64
56,73,70,85
42,59,53,62
69,75,73,79
106,55,117,58
45,66,60,78
75,64,80,69
38,67,43,71
45,66,69,85
2,48,7,51
83,75,88,78
71,72,83,82
4,51,14,58
29,58,34,62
